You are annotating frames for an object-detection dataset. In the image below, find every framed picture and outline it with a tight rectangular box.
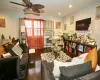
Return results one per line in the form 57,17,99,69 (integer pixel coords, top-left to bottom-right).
64,24,67,30
70,16,74,25
0,18,5,28
96,6,100,20
56,22,61,29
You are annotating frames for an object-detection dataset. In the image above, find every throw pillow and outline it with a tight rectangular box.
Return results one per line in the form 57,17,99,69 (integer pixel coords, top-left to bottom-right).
12,45,23,59
53,59,83,78
78,53,88,62
3,52,12,58
59,61,92,80
0,45,6,58
84,47,98,72
3,44,17,56
56,51,72,62
3,43,14,52
95,65,100,71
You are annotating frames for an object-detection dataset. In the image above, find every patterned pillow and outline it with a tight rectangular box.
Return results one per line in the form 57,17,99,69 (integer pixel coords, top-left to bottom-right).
84,47,98,72
56,51,72,62
12,45,23,59
41,51,71,62
41,52,55,62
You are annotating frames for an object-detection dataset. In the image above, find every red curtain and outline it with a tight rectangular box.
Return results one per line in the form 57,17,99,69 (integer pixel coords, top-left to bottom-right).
24,18,44,49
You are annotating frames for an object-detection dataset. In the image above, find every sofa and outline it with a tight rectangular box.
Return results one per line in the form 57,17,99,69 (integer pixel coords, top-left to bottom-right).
0,41,29,80
41,48,100,80
41,60,100,80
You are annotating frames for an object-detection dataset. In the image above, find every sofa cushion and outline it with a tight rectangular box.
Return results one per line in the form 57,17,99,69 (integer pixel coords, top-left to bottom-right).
74,70,100,80
84,47,98,72
20,53,28,70
59,61,92,80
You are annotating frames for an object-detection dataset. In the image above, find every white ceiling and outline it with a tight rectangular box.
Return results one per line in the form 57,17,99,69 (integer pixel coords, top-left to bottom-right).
0,0,98,17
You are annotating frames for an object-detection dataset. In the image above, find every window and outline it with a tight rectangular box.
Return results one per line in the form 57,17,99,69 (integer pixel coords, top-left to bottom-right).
24,20,32,36
34,20,43,36
24,20,44,36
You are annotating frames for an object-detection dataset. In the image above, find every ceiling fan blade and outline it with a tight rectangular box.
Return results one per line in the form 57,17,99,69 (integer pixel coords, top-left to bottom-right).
24,13,40,16
22,0,29,4
32,4,44,9
10,1,26,7
22,0,32,8
32,8,40,13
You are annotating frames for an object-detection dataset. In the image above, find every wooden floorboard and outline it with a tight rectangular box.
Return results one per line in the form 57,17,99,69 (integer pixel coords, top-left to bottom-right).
26,49,44,80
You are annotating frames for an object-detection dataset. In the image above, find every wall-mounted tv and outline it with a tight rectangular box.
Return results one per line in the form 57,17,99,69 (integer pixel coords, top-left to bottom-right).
76,18,91,31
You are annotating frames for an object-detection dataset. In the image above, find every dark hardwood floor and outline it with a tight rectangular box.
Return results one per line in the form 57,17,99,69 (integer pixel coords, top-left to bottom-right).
26,49,44,80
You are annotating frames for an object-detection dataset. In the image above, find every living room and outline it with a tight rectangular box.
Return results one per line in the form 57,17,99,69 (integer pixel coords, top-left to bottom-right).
0,0,100,80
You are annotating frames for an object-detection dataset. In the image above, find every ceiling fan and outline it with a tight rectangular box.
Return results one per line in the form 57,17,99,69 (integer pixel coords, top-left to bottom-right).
10,0,45,15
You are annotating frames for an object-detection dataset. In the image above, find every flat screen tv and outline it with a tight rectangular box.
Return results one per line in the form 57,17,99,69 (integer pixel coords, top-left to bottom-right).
76,18,91,31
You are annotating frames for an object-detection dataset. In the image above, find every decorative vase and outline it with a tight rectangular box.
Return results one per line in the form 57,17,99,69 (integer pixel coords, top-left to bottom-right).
1,34,5,40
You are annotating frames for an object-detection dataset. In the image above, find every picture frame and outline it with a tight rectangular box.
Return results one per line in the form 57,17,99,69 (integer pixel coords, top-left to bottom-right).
64,24,67,30
70,16,74,25
96,6,100,20
0,18,5,28
56,22,61,29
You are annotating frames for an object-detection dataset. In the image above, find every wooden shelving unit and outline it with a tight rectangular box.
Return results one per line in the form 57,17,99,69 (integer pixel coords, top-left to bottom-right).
64,39,96,57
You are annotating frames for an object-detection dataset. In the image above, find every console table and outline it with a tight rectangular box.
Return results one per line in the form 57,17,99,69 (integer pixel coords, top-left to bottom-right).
64,39,97,57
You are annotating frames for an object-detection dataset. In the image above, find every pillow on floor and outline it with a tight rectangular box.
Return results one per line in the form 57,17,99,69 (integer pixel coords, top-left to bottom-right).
12,45,23,59
59,61,92,80
84,47,98,72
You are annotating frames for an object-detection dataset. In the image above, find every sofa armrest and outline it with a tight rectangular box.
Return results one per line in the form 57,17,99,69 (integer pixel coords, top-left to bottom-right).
74,70,100,80
0,56,20,80
19,43,29,53
41,61,55,80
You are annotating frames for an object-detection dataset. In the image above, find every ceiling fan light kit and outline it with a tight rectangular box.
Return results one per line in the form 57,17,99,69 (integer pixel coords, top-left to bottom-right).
10,0,45,15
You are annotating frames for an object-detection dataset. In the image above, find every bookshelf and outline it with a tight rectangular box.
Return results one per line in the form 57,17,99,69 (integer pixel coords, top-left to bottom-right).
64,39,96,57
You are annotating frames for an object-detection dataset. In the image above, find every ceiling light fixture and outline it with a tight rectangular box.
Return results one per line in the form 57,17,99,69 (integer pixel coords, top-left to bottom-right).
58,12,61,15
69,5,72,8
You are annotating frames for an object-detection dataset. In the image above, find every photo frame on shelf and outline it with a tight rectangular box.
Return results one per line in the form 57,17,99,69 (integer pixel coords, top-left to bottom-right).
0,18,5,28
70,16,74,25
56,22,61,29
96,6,100,20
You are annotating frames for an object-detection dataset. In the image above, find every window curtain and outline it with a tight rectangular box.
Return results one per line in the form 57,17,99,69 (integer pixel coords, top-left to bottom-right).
24,18,44,49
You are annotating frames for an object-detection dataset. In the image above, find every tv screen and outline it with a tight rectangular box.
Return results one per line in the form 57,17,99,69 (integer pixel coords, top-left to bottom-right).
76,18,91,31
78,45,83,52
